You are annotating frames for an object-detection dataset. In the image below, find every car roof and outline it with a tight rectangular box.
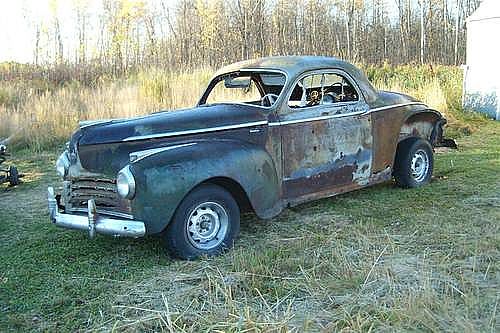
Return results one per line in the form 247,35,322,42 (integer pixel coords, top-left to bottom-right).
214,56,378,104
216,56,347,76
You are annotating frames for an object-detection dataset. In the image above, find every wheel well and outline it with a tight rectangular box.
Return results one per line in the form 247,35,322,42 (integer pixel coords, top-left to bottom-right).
400,111,442,144
404,110,441,125
201,177,254,213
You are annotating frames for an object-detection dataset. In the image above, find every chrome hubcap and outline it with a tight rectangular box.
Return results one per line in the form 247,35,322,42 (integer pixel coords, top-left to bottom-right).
186,202,229,250
411,149,430,182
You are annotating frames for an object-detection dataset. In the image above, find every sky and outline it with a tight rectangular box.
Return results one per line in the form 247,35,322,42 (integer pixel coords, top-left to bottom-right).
0,0,99,63
0,0,171,63
0,0,43,63
0,0,71,63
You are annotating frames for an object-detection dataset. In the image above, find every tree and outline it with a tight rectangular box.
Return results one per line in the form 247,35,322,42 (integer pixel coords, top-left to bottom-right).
23,0,482,68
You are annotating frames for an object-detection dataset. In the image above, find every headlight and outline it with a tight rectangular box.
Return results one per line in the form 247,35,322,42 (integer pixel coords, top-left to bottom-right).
56,151,70,177
117,165,136,199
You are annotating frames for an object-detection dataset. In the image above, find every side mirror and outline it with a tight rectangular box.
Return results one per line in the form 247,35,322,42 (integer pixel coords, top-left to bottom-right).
224,76,251,89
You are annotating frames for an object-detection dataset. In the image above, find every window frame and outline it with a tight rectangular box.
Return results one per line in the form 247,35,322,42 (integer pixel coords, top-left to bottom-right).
198,68,289,110
283,69,365,114
205,74,263,106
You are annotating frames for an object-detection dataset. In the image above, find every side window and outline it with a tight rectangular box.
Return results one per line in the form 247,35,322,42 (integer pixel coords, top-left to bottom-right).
288,72,359,109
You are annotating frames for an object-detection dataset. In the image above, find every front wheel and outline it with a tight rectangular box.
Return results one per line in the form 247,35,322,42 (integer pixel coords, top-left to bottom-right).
162,184,240,260
393,138,434,188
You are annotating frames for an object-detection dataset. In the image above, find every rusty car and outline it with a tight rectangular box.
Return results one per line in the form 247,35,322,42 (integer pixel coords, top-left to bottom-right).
48,56,448,259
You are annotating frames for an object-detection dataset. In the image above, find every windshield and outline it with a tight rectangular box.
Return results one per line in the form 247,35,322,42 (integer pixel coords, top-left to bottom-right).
200,71,286,108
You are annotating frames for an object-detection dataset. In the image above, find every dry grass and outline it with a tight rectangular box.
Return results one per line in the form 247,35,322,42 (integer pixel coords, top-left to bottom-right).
0,68,213,150
0,64,489,150
365,64,484,137
1,83,153,150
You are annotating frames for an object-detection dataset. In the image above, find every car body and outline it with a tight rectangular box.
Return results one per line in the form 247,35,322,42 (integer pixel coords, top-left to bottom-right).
48,56,447,258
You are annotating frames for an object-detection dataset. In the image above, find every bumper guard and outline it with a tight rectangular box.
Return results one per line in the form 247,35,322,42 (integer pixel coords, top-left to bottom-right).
48,187,146,238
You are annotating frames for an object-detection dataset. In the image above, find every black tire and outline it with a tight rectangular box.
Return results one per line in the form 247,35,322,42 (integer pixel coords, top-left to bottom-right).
8,166,20,186
393,138,434,188
162,184,240,260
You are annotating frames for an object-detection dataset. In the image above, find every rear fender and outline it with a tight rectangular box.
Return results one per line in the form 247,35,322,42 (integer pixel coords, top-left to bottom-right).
129,140,280,234
399,110,445,146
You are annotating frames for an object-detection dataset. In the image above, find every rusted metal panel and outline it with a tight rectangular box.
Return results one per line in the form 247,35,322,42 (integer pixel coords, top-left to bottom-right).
279,108,372,199
264,113,284,197
129,140,281,233
62,178,132,215
371,108,407,173
400,112,440,141
77,119,268,177
371,102,442,173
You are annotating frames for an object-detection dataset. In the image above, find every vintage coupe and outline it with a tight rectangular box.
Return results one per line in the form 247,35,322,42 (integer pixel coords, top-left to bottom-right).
48,56,447,259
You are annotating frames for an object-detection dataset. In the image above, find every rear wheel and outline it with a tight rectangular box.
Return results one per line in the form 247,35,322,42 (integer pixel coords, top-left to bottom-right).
393,138,433,188
162,184,240,260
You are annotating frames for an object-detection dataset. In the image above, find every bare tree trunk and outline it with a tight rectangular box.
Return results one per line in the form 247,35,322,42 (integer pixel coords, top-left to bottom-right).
344,0,351,60
454,0,461,65
34,26,40,65
442,0,448,63
397,0,407,62
420,0,425,64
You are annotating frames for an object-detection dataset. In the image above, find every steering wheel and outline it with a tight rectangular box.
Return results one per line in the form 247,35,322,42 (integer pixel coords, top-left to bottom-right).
261,93,279,107
329,82,346,101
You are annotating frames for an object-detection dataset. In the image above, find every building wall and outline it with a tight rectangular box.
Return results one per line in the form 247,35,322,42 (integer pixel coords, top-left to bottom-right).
464,18,500,120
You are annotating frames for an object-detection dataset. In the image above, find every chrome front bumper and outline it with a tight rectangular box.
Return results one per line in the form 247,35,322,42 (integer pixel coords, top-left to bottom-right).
47,187,146,238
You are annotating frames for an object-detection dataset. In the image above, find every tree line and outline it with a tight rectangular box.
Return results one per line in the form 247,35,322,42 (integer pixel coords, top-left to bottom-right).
33,0,481,71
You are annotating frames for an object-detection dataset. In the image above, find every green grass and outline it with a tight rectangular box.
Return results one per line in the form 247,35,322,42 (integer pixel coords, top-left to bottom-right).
0,120,498,331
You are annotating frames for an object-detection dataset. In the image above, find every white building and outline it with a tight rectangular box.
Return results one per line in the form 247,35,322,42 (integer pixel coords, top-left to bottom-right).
463,0,500,120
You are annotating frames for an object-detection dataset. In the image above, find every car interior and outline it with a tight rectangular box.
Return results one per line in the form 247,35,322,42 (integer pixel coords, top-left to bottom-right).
288,73,359,108
203,71,286,107
202,71,358,109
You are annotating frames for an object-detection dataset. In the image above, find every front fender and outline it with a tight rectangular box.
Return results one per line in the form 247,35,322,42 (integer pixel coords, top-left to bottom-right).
129,140,280,234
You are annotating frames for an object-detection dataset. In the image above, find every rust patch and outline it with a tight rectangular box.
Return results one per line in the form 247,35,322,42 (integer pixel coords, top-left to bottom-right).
280,109,372,198
284,163,357,198
369,166,392,183
400,120,434,141
371,109,406,173
371,108,442,173
62,177,131,214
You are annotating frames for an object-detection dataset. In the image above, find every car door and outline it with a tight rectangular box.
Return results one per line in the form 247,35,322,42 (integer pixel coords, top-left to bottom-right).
275,70,373,200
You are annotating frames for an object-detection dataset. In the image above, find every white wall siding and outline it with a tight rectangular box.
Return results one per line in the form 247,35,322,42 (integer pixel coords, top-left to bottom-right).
463,1,500,120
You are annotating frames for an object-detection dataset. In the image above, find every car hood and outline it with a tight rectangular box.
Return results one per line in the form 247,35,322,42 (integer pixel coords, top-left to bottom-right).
77,103,268,146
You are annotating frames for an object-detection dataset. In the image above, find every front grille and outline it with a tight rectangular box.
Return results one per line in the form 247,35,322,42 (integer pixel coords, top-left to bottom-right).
64,177,131,216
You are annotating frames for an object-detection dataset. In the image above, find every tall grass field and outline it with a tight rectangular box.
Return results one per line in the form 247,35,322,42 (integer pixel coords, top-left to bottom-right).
0,63,486,150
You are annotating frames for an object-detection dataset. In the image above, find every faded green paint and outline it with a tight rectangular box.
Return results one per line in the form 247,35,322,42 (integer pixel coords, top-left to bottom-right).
129,140,280,234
